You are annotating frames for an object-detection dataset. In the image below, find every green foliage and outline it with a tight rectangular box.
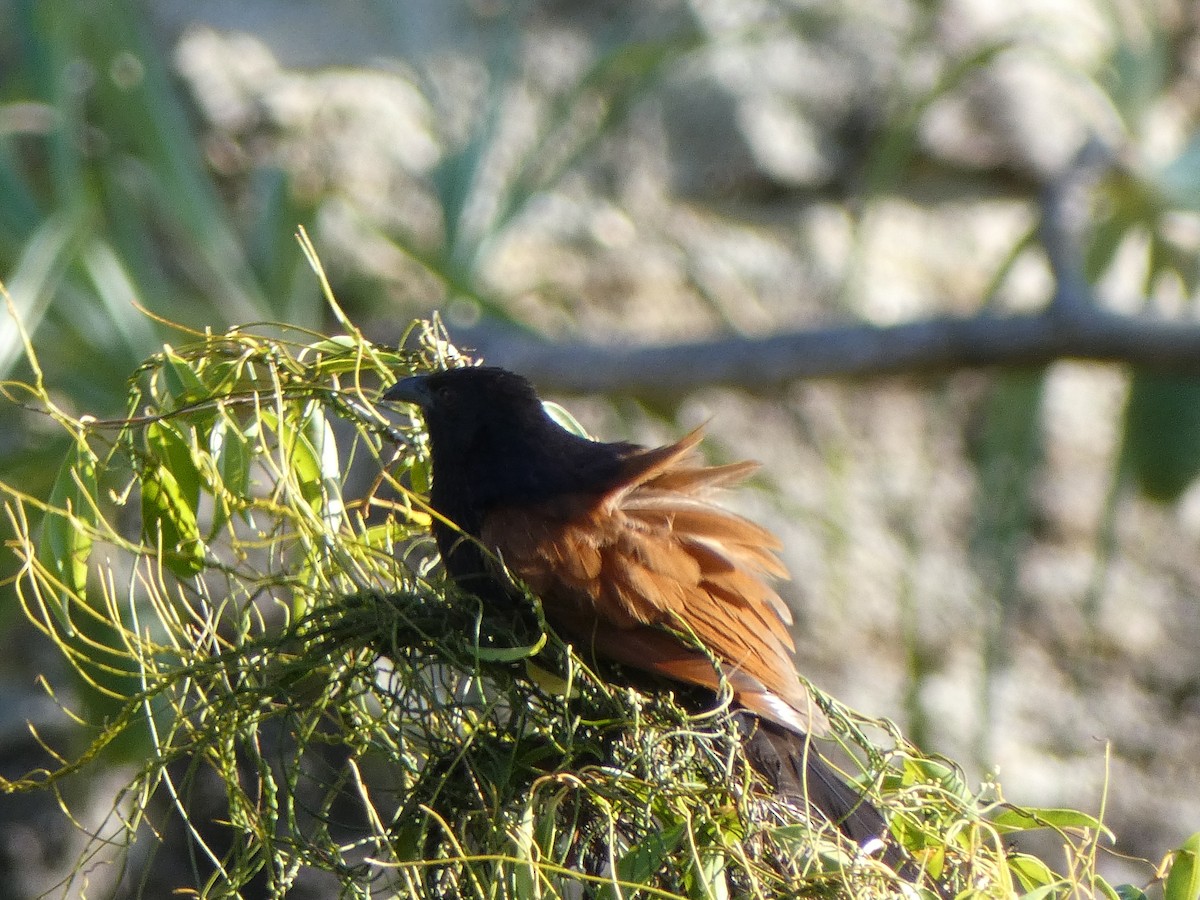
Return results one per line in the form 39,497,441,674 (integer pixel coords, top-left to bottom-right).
39,435,99,615
0,299,1167,898
1163,833,1200,900
966,370,1047,752
1085,6,1200,506
0,0,318,400
1121,374,1200,503
396,22,703,318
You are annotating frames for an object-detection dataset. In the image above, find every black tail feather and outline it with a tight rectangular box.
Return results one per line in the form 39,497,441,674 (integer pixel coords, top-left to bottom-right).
738,716,905,869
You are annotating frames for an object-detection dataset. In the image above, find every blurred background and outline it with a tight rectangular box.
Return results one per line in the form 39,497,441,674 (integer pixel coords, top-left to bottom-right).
1,0,1199,895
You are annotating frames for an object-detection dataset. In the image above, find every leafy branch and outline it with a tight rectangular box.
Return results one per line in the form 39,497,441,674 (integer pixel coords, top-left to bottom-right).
0,286,1180,897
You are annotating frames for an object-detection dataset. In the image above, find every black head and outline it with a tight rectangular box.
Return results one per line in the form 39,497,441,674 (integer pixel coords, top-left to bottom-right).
387,367,542,431
385,367,557,465
385,367,622,521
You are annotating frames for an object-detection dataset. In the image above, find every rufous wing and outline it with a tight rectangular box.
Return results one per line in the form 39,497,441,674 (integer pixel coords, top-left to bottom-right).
480,430,829,736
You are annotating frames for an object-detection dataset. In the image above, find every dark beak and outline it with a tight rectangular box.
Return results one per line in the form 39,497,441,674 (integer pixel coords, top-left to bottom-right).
384,374,433,408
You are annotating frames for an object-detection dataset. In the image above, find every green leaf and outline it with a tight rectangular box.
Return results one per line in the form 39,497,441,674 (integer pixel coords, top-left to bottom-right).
408,454,433,497
474,631,547,663
522,659,577,698
1122,373,1200,503
769,822,823,847
161,348,210,409
690,849,728,900
968,370,1045,589
210,416,253,500
297,335,397,377
81,0,271,320
991,805,1113,840
38,439,99,623
145,420,201,510
206,414,254,536
1165,832,1200,900
244,165,321,323
359,520,430,549
1084,214,1134,282
295,405,344,529
509,801,540,900
141,463,205,578
0,210,89,378
901,756,970,799
1006,852,1061,891
1113,884,1149,900
596,822,687,899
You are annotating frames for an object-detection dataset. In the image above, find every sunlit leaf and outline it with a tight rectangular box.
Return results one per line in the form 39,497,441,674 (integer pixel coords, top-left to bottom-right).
509,801,540,900
146,419,201,510
359,518,431,549
38,439,99,623
408,452,433,497
1006,852,1062,891
901,756,970,800
210,415,253,500
206,413,254,535
295,404,344,529
522,659,577,698
1165,833,1200,900
141,462,205,577
474,631,547,663
992,805,1113,840
160,347,210,410
691,848,728,900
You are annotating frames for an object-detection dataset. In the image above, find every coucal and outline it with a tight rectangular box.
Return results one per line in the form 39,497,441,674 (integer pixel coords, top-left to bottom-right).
385,366,898,865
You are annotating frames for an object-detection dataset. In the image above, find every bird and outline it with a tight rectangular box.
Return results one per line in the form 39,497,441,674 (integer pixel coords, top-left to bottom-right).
384,365,900,866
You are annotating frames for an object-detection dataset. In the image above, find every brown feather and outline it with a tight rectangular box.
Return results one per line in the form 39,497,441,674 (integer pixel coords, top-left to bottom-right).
608,427,706,495
640,460,761,494
479,430,829,736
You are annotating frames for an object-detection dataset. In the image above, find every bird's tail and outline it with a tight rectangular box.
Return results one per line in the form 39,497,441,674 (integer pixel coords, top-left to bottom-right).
738,715,904,867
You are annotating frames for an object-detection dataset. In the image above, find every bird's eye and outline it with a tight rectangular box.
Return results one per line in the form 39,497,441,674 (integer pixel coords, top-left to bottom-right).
435,385,455,404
